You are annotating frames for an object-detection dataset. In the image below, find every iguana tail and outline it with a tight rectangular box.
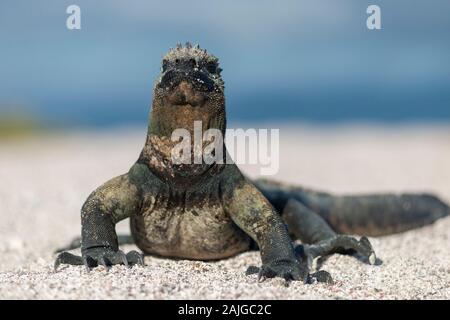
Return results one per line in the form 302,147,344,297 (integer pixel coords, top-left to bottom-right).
254,179,449,236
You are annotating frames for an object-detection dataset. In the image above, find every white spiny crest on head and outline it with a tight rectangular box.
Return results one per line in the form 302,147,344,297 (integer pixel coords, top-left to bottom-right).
156,43,225,92
163,42,219,65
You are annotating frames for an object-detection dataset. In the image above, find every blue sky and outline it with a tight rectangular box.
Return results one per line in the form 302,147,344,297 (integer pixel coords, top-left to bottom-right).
1,0,449,126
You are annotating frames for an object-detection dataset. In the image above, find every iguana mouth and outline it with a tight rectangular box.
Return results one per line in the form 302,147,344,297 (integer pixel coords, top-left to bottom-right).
166,80,206,107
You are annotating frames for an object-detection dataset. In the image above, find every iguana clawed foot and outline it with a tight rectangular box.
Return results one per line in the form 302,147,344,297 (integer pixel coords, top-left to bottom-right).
296,235,377,271
258,259,309,284
246,260,332,285
246,235,375,285
246,258,332,286
54,247,144,272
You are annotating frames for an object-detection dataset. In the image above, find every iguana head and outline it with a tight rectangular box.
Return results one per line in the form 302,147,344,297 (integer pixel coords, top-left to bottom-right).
149,42,226,137
158,42,224,96
141,43,226,183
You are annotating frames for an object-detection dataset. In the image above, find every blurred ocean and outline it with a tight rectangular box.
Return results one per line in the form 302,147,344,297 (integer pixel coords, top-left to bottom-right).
1,0,449,127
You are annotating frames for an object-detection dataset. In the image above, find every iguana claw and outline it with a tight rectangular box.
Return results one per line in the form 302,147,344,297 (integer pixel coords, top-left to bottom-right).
126,250,145,266
54,248,144,272
300,235,377,269
54,252,83,272
309,270,333,284
119,250,129,268
247,262,332,286
246,258,309,285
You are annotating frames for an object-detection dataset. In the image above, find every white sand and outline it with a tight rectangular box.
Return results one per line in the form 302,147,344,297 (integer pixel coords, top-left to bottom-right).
0,124,449,299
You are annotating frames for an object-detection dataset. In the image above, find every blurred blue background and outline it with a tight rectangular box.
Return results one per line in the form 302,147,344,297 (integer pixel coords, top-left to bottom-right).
1,0,449,128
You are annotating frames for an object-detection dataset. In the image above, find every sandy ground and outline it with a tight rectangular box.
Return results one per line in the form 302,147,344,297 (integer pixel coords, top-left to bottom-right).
0,124,449,299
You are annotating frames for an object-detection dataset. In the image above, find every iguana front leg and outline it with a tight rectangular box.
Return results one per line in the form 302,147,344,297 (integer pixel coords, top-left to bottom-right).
222,172,308,283
54,173,144,271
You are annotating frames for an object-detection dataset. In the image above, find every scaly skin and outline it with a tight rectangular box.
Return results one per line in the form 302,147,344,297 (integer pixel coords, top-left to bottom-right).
254,178,449,237
55,43,449,284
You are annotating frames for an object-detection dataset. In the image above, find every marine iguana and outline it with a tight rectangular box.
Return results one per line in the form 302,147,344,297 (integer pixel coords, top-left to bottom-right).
55,43,449,284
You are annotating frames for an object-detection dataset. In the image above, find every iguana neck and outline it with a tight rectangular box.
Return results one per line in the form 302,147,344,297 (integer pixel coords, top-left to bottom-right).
147,99,226,138
138,98,227,185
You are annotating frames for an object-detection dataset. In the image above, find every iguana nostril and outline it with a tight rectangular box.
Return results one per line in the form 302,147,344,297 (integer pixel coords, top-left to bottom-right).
178,81,193,93
166,81,206,106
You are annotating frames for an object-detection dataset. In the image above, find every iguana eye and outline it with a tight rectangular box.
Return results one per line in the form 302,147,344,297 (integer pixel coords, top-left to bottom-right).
189,58,197,68
162,59,168,72
205,62,217,74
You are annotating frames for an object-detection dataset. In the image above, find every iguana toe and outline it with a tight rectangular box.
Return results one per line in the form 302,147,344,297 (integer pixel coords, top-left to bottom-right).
98,255,109,270
252,259,309,285
309,270,333,285
54,247,144,272
126,250,145,266
54,251,83,272
245,265,260,276
301,235,377,267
